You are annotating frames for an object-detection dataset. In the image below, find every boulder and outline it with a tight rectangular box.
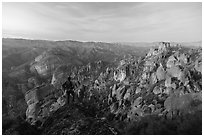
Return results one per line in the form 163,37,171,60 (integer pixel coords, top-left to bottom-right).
195,59,202,73
166,55,177,68
132,97,142,107
114,70,126,82
135,87,141,94
26,102,41,125
25,89,39,103
153,86,162,95
150,72,157,85
123,88,132,100
156,64,165,81
178,53,188,64
166,66,182,78
110,102,119,114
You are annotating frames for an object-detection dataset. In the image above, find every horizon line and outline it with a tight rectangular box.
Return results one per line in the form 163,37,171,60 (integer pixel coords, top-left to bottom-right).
2,37,202,44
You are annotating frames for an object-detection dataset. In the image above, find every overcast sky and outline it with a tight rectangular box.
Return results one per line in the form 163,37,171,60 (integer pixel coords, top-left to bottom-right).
2,2,202,42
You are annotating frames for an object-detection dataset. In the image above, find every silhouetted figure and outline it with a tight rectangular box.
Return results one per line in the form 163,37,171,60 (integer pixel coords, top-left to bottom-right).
62,76,75,105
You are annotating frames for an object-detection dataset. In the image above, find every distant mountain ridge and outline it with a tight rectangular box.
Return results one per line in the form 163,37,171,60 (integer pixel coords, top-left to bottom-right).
2,38,150,72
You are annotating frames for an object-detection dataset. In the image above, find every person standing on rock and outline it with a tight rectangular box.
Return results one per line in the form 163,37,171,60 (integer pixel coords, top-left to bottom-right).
62,76,75,105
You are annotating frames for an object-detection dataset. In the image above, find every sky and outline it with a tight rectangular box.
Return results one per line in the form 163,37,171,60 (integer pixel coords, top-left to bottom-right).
2,2,202,42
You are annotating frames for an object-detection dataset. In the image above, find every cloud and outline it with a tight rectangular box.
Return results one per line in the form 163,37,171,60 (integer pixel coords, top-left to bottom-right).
2,2,202,42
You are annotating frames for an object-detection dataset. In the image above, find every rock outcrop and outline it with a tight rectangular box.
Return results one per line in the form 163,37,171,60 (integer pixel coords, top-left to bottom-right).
107,42,202,122
3,39,202,134
25,84,63,125
24,42,202,129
